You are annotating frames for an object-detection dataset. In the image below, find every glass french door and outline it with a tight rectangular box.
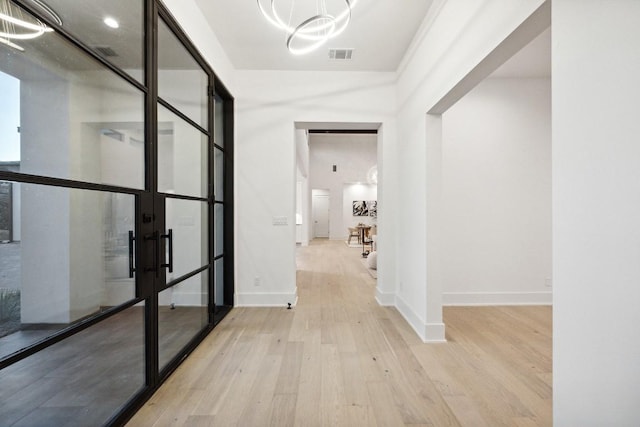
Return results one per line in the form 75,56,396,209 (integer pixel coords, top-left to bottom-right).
0,1,233,425
155,12,212,375
213,91,234,322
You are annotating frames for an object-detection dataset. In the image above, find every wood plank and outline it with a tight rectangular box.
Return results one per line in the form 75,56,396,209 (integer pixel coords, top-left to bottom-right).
236,353,283,426
274,341,304,395
183,415,215,427
268,394,297,427
365,381,406,426
126,240,552,427
320,344,345,426
292,335,322,426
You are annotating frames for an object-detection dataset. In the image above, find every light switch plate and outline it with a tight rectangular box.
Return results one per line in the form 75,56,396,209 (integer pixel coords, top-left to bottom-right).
273,216,288,226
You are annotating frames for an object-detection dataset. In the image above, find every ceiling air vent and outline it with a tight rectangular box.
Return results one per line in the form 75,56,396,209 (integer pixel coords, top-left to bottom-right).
328,48,354,60
94,46,118,57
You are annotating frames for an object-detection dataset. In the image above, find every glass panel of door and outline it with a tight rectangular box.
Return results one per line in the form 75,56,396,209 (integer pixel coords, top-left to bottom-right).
155,11,212,371
157,18,208,129
164,198,208,283
158,270,208,370
0,21,145,189
157,106,208,199
0,303,145,426
0,181,136,361
0,1,231,424
214,257,225,310
213,202,223,257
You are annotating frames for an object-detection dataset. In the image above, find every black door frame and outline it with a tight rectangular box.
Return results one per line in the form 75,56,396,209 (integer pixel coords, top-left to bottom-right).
0,1,234,425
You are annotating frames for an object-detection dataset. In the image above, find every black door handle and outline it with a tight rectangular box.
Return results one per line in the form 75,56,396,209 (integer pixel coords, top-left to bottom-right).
128,230,135,278
160,229,173,273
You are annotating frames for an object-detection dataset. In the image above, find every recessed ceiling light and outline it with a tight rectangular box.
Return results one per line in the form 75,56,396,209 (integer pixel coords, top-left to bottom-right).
103,17,119,29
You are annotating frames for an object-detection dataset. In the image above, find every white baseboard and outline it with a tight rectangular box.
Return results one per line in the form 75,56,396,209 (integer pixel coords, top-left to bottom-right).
443,291,552,306
395,294,446,343
235,291,298,307
375,288,395,306
170,291,205,306
424,322,446,343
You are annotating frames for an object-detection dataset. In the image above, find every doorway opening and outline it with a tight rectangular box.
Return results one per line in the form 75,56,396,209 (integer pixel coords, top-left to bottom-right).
437,28,551,308
294,124,381,294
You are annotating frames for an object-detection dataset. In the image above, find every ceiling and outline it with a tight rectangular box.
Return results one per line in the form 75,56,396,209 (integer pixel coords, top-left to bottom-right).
3,0,549,82
196,1,550,77
195,0,435,72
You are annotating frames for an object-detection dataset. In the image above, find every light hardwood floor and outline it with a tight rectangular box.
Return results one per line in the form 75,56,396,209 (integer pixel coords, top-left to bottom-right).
128,239,552,426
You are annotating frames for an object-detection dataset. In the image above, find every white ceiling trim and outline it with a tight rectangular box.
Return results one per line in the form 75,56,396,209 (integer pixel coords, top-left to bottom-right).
396,0,448,75
295,121,381,131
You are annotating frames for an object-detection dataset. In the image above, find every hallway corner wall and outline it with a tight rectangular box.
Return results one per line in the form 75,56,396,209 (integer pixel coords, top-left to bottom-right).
394,0,547,341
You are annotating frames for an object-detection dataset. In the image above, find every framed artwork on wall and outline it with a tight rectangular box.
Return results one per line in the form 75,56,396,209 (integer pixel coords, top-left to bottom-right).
368,200,377,218
353,200,368,216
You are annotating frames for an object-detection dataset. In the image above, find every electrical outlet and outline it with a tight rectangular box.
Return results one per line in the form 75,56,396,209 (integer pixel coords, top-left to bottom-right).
544,277,552,288
254,277,261,287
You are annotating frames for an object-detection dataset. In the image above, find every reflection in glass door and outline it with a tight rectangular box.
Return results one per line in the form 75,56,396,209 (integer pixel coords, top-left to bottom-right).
156,14,213,375
0,0,148,423
0,1,234,425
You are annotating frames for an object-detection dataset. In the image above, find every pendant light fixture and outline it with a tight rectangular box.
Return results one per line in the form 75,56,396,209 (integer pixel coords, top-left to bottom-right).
257,0,358,55
0,0,61,51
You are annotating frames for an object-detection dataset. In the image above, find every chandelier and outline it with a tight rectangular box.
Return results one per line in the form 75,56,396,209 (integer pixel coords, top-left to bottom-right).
0,0,61,51
257,0,358,55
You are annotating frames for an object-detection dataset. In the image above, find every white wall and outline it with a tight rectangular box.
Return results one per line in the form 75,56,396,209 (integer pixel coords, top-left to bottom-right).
295,129,310,246
553,1,640,425
309,133,377,240
393,0,547,341
296,172,311,246
441,77,551,305
233,70,396,306
295,180,302,243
